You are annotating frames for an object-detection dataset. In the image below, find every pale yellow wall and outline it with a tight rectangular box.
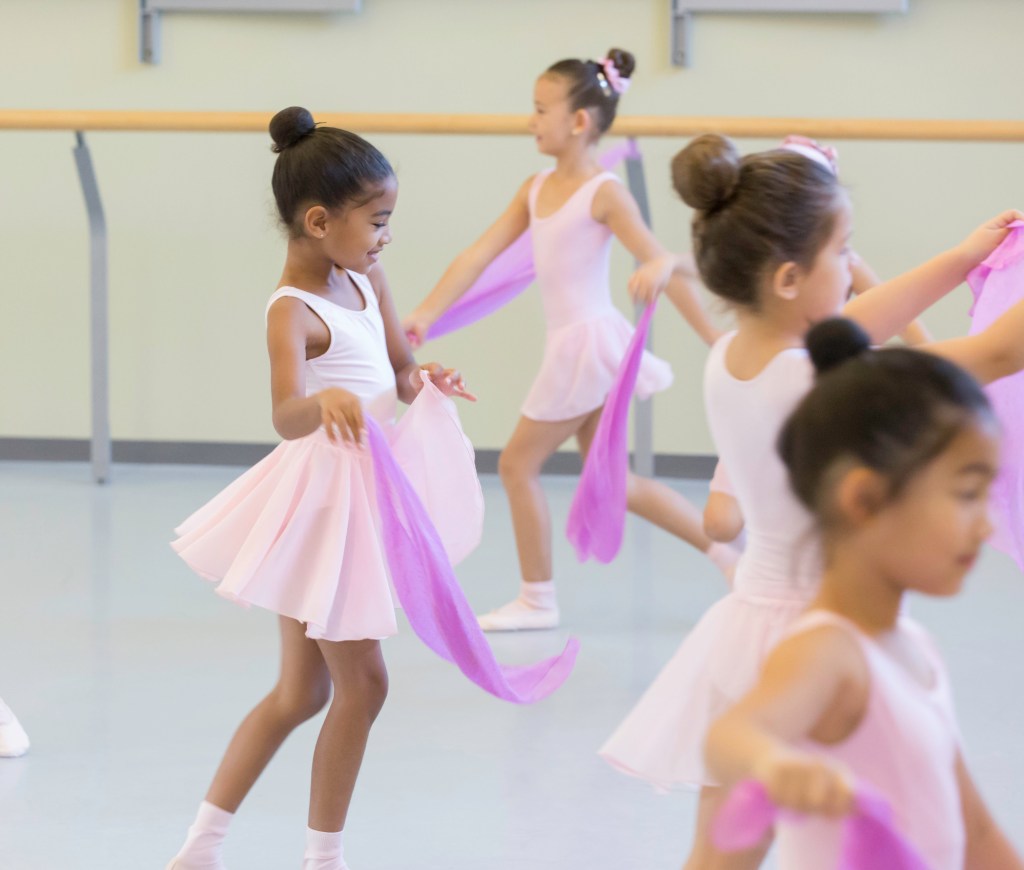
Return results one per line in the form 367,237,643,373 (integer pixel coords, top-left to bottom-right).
1,0,1023,454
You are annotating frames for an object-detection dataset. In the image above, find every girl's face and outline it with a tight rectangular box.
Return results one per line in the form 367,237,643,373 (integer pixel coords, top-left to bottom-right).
793,195,854,324
322,175,397,274
529,75,580,156
861,419,998,597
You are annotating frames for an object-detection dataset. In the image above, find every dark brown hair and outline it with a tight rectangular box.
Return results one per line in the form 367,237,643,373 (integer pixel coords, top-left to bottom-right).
672,134,843,309
545,48,635,136
778,318,994,521
269,106,394,237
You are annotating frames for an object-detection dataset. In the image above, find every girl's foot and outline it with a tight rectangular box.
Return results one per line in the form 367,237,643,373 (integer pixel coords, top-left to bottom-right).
477,580,559,631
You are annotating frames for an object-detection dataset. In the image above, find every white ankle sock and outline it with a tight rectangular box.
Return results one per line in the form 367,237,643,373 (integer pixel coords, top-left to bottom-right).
169,801,233,869
518,579,557,610
303,828,347,870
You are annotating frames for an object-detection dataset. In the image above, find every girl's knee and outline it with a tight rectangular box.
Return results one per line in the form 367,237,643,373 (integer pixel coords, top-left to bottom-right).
337,656,388,720
274,678,331,726
497,448,526,484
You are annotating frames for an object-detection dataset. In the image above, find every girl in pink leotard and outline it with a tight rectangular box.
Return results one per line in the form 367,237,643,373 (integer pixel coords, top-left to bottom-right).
601,133,1024,870
405,49,733,632
706,317,1022,870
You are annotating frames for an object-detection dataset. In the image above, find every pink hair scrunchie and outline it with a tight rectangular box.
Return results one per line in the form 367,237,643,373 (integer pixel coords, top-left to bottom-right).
598,57,630,95
780,134,838,176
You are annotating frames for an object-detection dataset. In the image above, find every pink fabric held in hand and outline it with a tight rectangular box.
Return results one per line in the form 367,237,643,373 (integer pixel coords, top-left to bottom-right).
967,220,1024,572
712,780,930,870
365,412,579,703
566,300,657,563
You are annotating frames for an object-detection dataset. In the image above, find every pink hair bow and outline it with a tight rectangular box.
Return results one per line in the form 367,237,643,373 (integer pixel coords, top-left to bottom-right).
781,134,839,176
712,780,930,870
598,57,630,95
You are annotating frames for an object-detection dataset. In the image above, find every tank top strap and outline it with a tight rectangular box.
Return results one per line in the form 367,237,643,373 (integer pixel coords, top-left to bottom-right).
265,287,329,322
527,169,554,218
346,269,381,313
528,169,623,220
265,271,380,321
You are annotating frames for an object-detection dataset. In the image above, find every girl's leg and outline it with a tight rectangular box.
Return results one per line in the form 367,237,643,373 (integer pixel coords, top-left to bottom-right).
304,638,388,870
576,413,739,581
478,411,594,631
683,786,771,870
168,617,330,870
205,617,331,812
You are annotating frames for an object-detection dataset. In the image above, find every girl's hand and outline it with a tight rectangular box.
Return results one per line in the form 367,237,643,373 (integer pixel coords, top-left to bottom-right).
413,362,478,402
402,309,434,350
314,387,365,443
627,254,675,305
955,209,1024,268
753,749,855,819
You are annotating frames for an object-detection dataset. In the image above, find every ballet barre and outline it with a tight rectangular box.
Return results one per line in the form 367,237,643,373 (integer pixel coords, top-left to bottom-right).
4,109,1023,484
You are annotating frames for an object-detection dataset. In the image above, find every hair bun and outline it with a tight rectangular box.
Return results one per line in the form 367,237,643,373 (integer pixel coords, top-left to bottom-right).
604,47,636,79
806,317,871,376
270,106,316,153
671,134,741,213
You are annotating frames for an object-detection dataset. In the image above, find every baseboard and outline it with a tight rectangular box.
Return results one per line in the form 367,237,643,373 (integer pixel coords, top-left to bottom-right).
0,438,717,480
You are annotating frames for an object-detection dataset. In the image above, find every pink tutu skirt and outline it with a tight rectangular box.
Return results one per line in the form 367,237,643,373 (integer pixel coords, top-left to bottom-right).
521,308,673,422
599,581,813,790
172,383,484,643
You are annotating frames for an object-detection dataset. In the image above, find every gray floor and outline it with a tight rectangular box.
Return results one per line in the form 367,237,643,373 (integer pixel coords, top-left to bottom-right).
0,462,1021,870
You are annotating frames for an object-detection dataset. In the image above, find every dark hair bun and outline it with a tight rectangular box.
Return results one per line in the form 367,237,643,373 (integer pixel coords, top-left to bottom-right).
806,317,871,376
671,134,741,213
270,106,316,153
605,47,636,79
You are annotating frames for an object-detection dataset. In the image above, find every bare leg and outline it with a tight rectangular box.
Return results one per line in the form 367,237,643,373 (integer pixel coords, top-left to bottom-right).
206,617,331,812
308,638,388,832
574,412,712,551
169,618,331,868
477,412,596,630
683,786,772,870
498,412,597,584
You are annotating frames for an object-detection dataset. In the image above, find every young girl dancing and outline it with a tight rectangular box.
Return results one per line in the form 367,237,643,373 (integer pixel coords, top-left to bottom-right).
701,135,930,546
404,49,732,632
600,132,1024,869
166,107,488,870
706,317,1023,870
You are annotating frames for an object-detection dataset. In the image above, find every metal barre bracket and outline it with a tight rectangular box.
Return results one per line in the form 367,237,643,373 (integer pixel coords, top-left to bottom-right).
139,0,362,64
671,0,909,67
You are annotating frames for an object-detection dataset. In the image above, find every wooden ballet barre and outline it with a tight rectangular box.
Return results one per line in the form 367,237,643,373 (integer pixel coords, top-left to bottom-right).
3,110,1024,142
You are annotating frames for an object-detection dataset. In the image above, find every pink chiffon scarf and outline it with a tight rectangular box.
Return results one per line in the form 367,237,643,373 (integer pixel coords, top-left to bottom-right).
968,220,1024,571
713,780,930,870
565,300,657,563
366,413,579,703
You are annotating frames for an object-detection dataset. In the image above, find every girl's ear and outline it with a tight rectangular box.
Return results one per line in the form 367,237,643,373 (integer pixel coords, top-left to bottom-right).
303,205,329,239
572,107,593,138
834,466,890,526
771,261,801,302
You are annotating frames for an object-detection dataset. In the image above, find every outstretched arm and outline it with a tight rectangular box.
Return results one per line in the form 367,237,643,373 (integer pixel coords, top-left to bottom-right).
372,265,475,405
843,210,1022,345
597,181,723,341
403,176,532,346
848,251,930,345
706,626,864,818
